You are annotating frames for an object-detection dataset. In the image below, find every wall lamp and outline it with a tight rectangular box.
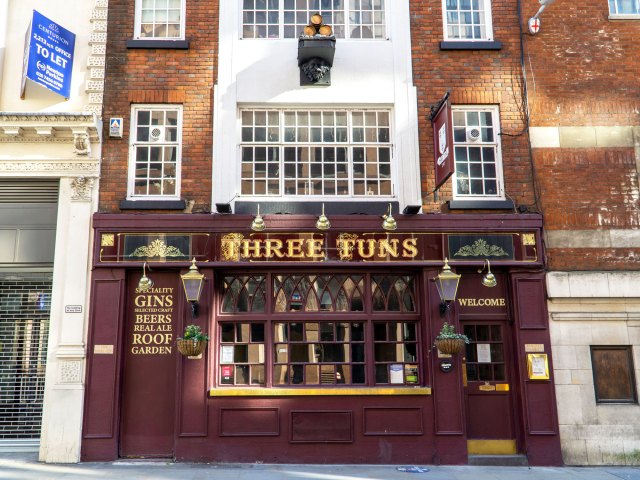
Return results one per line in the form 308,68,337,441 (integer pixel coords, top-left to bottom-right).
181,258,205,318
402,205,421,214
434,258,461,316
251,204,266,232
215,203,232,214
382,203,397,231
137,262,153,292
478,259,497,288
316,203,330,230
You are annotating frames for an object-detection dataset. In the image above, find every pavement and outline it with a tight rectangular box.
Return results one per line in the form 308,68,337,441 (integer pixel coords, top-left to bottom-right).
1,453,640,480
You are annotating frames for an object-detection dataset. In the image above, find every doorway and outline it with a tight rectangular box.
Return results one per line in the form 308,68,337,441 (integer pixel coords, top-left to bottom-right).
119,271,178,458
461,321,517,455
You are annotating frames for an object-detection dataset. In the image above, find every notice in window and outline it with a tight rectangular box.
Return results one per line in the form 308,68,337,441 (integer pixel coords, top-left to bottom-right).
221,346,234,364
390,364,404,384
477,344,491,363
405,364,418,384
221,365,233,385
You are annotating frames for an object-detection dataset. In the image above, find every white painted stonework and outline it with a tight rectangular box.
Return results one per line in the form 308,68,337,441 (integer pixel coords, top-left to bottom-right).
0,0,107,463
213,1,420,209
547,271,640,465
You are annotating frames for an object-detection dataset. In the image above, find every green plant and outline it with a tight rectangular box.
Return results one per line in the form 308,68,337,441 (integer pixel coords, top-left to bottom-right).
436,321,469,343
179,324,209,342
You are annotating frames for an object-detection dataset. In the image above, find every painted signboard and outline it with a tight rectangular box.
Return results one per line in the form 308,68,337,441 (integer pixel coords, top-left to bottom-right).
23,10,75,98
430,91,455,190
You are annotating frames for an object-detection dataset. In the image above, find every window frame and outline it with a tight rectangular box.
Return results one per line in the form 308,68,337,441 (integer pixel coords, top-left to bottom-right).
215,271,423,389
238,108,395,199
133,0,187,40
441,0,494,42
240,0,389,40
590,345,638,404
451,105,504,201
127,104,183,201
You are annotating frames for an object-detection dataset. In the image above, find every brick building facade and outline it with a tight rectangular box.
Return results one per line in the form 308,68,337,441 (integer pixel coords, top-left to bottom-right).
79,0,637,467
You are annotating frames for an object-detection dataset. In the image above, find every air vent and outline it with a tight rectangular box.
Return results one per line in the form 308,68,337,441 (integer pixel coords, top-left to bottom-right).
0,180,59,203
466,127,481,142
150,127,164,142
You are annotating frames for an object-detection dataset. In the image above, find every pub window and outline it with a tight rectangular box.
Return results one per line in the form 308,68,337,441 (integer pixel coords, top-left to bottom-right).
134,0,186,39
221,275,267,313
591,346,637,404
608,0,640,15
273,274,364,312
127,105,182,199
240,109,392,197
219,322,266,385
463,324,505,382
442,0,494,41
217,272,421,388
273,322,366,385
242,0,387,39
452,106,504,201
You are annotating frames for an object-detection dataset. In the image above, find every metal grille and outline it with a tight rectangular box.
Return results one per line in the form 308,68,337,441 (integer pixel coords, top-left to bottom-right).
0,273,51,439
0,180,59,203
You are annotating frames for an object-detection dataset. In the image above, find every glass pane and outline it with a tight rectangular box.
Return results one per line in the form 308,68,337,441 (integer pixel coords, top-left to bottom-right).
290,323,303,341
251,365,265,385
221,323,234,342
476,325,490,341
375,364,388,383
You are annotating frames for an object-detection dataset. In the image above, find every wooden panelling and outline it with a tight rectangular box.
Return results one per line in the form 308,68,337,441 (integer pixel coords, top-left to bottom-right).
219,408,279,436
363,407,423,435
290,411,352,443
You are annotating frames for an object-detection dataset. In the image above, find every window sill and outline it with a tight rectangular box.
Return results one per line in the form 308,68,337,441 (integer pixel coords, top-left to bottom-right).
608,14,640,20
119,199,186,210
126,39,190,49
448,199,514,210
209,387,432,397
439,40,502,50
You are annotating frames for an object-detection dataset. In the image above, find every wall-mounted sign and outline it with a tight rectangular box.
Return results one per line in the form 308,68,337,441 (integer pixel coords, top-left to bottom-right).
94,344,114,355
525,343,545,353
527,353,550,380
130,287,174,355
439,360,453,373
430,91,455,190
65,305,82,313
23,10,76,99
109,118,123,138
97,231,540,264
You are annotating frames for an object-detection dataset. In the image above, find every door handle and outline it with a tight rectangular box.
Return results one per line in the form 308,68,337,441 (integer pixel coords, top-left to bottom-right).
462,357,467,387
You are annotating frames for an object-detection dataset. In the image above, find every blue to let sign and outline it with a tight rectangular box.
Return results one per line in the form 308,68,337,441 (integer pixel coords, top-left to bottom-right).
24,10,75,99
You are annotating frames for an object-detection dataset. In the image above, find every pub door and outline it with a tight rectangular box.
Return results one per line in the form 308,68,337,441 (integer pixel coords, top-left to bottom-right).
461,321,517,455
119,271,178,458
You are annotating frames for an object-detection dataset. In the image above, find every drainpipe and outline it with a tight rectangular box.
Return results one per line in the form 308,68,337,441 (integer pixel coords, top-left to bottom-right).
0,0,8,99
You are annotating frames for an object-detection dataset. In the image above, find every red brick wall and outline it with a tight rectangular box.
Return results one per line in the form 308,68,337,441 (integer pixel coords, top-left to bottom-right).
522,0,640,269
409,0,537,213
99,0,218,213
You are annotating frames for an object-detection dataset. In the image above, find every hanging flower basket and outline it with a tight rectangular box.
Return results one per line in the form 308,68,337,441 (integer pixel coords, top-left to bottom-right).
177,325,209,357
434,321,469,355
177,339,207,357
434,337,466,355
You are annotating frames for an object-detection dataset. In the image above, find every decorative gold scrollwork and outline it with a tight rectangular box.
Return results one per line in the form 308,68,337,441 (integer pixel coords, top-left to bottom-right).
454,239,509,257
130,239,185,258
221,233,244,262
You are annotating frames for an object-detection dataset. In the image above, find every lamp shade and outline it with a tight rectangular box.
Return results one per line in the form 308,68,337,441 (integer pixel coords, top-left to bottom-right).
181,258,204,303
434,258,461,302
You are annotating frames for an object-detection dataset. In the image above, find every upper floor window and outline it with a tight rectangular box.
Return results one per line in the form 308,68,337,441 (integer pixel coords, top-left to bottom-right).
242,0,386,39
609,0,640,14
442,0,493,41
134,0,186,39
128,105,182,199
240,109,393,197
452,106,503,200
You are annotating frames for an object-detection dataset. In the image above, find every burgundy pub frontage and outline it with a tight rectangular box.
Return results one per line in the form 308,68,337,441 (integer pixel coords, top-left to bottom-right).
81,212,562,465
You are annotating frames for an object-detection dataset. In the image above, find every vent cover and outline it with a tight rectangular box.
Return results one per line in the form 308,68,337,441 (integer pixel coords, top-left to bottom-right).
0,180,59,203
466,127,481,142
150,127,164,142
